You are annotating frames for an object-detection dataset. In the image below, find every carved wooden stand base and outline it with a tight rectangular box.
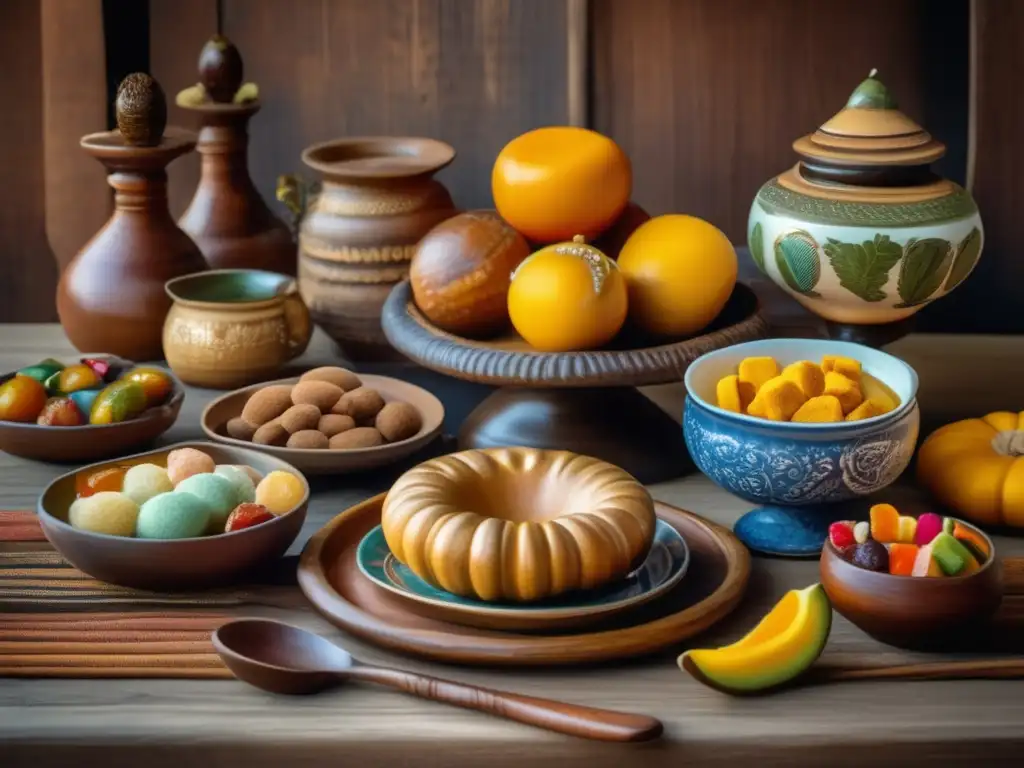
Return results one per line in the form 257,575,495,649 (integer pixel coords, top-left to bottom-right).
825,316,917,348
457,386,692,485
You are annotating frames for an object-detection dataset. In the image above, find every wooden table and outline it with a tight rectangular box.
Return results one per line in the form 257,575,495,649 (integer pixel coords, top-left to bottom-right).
2,322,1023,767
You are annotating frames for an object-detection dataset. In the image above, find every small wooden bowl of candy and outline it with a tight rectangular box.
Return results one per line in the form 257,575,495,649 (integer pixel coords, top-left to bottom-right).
37,441,308,590
820,503,1003,650
0,355,183,462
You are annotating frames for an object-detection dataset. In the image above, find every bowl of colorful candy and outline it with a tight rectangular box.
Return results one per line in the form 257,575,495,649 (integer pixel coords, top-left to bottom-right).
820,504,1002,650
683,338,920,556
0,355,183,462
37,442,308,590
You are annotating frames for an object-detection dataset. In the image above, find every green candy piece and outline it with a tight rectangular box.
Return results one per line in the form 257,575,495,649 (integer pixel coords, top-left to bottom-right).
930,531,979,576
942,517,955,535
18,359,65,384
175,473,237,534
89,379,148,425
136,492,210,540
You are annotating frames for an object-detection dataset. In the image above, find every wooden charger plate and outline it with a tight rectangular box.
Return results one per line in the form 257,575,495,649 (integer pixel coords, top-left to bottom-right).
298,494,751,666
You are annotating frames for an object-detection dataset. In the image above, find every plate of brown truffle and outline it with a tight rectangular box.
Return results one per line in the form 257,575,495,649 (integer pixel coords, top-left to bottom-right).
199,367,444,474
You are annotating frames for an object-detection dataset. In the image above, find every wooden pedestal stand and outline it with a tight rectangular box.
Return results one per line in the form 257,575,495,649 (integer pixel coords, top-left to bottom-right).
381,281,769,485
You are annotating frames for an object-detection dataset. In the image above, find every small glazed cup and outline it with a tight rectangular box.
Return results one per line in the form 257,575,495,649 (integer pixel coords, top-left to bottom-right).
819,521,1003,651
163,269,312,389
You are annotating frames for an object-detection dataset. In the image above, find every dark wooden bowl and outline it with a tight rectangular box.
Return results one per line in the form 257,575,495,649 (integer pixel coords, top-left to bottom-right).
37,441,308,590
819,521,1003,651
0,357,184,463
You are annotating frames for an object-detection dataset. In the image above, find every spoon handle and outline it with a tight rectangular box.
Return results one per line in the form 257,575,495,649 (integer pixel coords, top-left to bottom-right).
347,665,662,742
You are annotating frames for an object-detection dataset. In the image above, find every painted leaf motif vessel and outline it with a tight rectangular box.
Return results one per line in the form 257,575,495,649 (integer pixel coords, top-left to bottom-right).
748,69,983,325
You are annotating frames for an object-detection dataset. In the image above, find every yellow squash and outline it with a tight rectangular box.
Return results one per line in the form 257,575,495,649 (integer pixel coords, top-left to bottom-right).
916,410,1024,528
679,583,832,694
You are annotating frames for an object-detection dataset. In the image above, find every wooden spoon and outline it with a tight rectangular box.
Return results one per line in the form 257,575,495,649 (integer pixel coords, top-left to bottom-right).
211,618,662,743
808,658,1024,684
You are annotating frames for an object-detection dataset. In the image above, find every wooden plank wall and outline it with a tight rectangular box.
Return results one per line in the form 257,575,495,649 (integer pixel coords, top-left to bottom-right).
1,0,1020,332
151,0,570,218
0,1,58,322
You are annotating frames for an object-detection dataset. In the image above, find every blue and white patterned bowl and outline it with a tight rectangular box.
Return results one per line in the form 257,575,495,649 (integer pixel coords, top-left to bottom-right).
683,338,920,507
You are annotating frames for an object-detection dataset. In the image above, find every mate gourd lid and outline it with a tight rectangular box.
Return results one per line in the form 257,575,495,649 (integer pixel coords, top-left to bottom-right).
791,69,946,169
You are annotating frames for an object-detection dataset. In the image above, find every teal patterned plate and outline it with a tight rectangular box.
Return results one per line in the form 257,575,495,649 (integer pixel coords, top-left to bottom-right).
356,520,689,632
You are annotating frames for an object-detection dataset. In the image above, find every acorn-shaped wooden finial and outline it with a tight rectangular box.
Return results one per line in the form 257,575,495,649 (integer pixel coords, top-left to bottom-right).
198,34,244,103
115,73,167,146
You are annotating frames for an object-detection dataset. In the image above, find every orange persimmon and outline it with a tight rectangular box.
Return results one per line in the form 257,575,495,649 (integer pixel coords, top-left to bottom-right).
491,127,631,244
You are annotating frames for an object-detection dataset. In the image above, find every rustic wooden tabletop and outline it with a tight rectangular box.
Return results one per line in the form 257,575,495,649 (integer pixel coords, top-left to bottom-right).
2,285,1024,766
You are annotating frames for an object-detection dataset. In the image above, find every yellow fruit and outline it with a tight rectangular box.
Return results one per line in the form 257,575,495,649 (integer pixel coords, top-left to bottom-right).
679,583,832,694
507,236,627,352
917,411,1024,528
492,127,631,243
617,215,737,337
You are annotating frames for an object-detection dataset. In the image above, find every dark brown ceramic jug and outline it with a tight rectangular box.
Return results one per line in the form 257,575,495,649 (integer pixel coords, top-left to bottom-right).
175,36,295,274
57,74,208,361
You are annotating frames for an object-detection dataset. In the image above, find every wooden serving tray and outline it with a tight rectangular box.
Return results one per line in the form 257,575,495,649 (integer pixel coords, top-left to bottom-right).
298,495,751,666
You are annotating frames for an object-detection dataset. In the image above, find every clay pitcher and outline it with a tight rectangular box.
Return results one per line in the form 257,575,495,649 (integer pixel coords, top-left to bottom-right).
177,101,296,274
57,128,209,361
162,269,312,389
293,137,457,361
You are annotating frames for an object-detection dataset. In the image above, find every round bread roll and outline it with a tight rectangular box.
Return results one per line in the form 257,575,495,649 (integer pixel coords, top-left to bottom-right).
410,210,529,338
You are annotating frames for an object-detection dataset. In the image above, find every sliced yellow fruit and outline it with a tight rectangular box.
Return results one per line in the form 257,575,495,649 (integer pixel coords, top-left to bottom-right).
678,583,832,694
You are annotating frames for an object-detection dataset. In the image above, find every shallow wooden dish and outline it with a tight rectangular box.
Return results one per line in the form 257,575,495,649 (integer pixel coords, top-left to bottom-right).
381,280,768,484
298,494,750,666
819,519,1003,650
200,374,444,475
0,356,184,463
37,441,309,590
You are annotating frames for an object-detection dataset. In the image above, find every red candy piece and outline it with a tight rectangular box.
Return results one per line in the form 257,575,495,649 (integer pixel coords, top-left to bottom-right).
828,521,856,550
82,357,112,379
36,397,85,427
914,512,944,547
225,503,274,533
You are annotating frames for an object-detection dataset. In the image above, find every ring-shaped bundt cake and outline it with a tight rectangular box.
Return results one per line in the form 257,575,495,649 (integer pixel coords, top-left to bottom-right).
381,447,657,602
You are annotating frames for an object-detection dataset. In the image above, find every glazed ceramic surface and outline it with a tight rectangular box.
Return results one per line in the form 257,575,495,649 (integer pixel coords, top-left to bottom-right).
356,520,689,631
295,137,458,360
748,71,983,325
683,338,920,506
163,269,312,389
37,441,308,590
200,374,444,474
0,355,183,462
819,519,1002,650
